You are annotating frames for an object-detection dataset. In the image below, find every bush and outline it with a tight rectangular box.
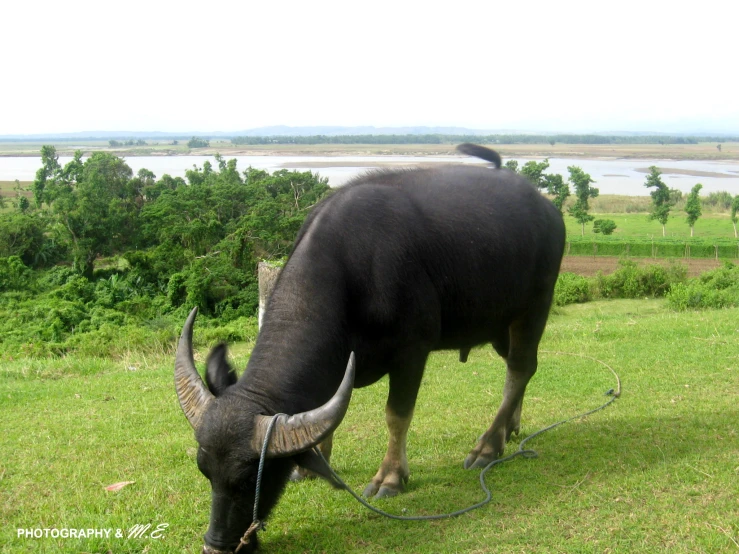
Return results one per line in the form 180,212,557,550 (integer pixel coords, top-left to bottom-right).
596,260,686,299
554,273,592,306
0,256,33,292
703,191,734,210
593,219,617,235
0,212,47,266
667,263,739,310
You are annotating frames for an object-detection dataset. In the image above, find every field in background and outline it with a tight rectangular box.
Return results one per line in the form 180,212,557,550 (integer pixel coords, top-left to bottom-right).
1,299,737,553
1,141,739,160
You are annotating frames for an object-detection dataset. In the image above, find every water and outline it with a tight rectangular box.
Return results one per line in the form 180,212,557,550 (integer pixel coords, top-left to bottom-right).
2,155,739,196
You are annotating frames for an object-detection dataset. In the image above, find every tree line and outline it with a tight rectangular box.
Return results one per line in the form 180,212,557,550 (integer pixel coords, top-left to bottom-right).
505,160,739,238
231,134,738,146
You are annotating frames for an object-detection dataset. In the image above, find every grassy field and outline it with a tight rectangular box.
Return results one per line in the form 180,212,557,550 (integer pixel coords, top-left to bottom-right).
0,181,32,196
1,299,737,553
565,212,738,241
1,141,739,160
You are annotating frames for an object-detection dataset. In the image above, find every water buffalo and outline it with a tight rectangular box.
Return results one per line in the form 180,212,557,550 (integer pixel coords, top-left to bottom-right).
175,144,566,552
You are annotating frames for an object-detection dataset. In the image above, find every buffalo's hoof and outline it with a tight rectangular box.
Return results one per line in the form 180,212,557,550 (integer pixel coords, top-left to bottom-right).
464,431,504,469
362,481,404,499
463,450,497,470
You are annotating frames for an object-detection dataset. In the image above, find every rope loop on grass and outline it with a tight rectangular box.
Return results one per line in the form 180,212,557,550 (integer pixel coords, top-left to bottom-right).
314,350,621,522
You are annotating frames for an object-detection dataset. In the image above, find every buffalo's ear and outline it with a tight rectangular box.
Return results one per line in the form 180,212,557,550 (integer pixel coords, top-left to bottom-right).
293,449,345,490
205,343,237,396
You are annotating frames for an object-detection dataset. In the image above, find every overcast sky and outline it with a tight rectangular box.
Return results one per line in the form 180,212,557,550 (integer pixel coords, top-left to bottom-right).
2,0,737,135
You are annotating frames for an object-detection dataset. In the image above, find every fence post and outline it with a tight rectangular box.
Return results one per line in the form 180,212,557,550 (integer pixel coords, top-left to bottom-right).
258,261,282,329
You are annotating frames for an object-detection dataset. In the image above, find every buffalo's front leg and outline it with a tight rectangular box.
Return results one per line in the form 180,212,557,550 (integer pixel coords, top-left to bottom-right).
363,359,425,499
363,406,413,498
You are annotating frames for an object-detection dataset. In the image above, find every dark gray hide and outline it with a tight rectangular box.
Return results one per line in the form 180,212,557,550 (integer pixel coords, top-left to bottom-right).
175,144,566,552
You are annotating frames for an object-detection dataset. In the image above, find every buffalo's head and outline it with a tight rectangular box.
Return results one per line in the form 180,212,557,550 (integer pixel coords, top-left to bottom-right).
175,308,355,553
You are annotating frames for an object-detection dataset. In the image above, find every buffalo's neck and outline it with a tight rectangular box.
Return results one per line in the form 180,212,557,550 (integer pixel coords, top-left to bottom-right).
238,256,351,414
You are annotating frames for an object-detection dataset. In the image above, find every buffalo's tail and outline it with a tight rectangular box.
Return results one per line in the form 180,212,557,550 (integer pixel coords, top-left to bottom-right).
456,143,502,169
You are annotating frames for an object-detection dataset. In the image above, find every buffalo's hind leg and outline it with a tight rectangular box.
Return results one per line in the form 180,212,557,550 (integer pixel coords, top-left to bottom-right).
363,355,426,499
464,312,548,470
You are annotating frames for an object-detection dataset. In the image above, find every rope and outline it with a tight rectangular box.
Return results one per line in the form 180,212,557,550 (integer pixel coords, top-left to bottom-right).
245,351,621,535
315,351,621,522
235,413,286,553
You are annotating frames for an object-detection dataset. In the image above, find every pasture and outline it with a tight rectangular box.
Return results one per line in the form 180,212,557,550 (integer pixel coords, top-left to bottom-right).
1,299,737,553
563,212,738,241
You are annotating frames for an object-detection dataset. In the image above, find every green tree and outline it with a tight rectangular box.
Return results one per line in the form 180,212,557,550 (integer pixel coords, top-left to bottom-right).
731,195,739,238
139,159,329,314
0,211,47,265
48,152,137,278
593,219,617,235
520,159,550,189
645,166,671,237
544,173,570,214
684,183,703,237
567,166,598,236
504,160,519,173
32,145,61,207
188,136,210,148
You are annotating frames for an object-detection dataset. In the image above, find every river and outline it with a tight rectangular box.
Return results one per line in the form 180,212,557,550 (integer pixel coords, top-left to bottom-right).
2,155,739,196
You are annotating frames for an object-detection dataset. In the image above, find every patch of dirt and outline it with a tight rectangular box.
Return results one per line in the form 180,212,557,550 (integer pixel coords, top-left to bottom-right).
560,256,732,277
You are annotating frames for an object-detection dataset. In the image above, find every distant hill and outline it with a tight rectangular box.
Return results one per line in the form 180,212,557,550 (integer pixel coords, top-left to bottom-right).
1,126,737,141
0,126,505,141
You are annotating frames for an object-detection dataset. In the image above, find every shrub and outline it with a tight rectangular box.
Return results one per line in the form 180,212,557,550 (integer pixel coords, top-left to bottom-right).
0,256,33,292
554,272,592,306
593,219,617,235
596,260,686,299
0,212,47,266
667,263,739,310
35,266,75,290
703,191,733,210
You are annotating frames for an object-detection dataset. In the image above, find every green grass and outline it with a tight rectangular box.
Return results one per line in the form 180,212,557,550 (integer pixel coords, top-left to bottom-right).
1,299,738,552
0,180,32,197
565,212,738,241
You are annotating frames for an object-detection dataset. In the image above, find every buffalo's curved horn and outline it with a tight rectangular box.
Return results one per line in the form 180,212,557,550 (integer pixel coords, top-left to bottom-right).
175,307,214,431
253,352,356,457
